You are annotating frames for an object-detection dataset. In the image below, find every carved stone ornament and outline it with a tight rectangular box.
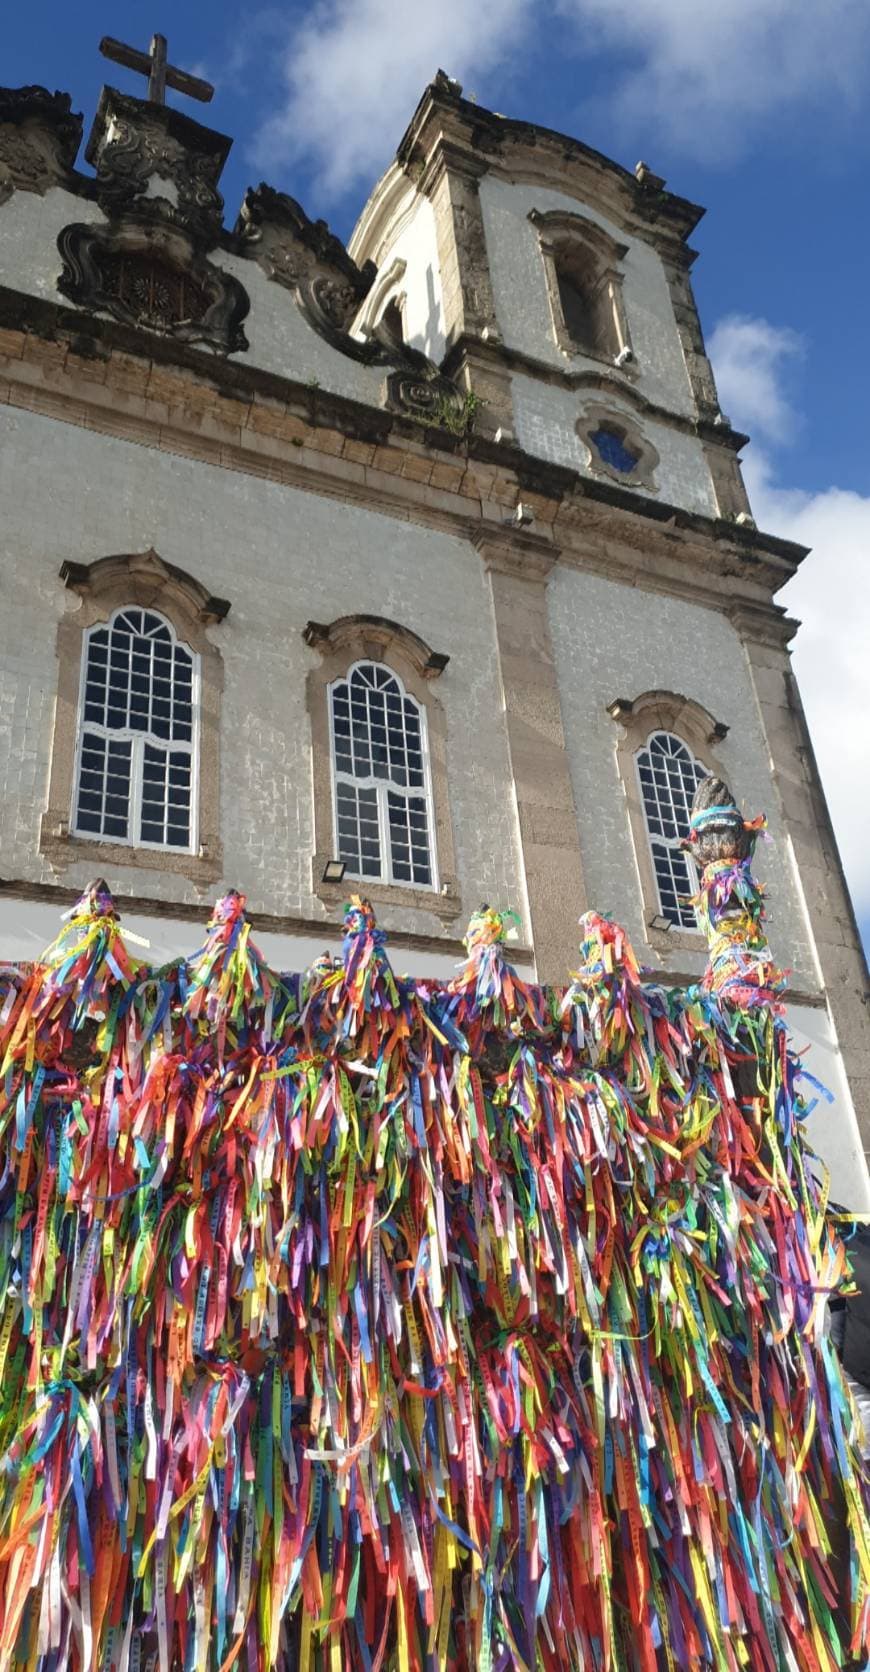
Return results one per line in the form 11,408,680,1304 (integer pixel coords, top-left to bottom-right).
382,366,464,426
0,85,83,207
57,219,250,355
236,184,465,425
85,87,230,244
236,184,375,333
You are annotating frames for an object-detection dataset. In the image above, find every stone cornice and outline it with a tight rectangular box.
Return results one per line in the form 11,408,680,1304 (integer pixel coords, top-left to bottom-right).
0,287,810,614
441,332,750,452
396,76,705,256
727,601,800,648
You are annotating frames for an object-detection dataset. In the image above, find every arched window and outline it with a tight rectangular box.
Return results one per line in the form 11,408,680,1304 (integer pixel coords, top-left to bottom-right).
329,661,434,887
73,606,198,850
530,210,632,365
636,732,708,929
554,249,617,359
556,263,593,347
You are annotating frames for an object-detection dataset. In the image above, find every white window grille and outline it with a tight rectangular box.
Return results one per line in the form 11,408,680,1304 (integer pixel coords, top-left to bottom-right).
73,607,198,851
329,661,435,888
636,731,708,930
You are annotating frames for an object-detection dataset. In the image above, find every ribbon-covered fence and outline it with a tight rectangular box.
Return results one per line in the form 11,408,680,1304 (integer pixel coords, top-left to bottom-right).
0,777,866,1671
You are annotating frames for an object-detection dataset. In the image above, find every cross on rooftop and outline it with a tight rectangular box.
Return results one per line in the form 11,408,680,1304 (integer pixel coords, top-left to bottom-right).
98,32,214,108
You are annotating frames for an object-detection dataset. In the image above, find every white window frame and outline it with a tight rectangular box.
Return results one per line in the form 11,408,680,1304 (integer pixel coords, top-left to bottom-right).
328,659,439,892
635,730,707,931
351,256,408,344
71,606,201,855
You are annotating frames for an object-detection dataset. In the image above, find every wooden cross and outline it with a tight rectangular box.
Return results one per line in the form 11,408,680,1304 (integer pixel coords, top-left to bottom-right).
98,33,214,107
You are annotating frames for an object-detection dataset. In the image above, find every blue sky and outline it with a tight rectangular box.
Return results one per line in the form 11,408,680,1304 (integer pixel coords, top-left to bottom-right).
8,1,870,944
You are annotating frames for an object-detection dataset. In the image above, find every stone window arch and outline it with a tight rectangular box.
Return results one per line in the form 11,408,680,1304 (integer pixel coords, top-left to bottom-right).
40,549,228,883
352,256,408,347
303,615,459,919
607,690,729,952
529,209,632,365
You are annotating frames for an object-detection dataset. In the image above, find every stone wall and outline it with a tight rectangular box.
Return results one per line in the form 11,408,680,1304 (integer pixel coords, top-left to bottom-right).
548,564,819,987
479,177,697,414
0,402,525,942
511,375,718,515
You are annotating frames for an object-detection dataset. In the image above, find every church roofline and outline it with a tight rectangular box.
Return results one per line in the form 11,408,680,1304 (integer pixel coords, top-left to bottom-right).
84,84,233,172
393,70,706,247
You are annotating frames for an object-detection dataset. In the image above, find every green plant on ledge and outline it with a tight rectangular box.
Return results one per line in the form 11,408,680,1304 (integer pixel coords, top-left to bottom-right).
412,386,486,439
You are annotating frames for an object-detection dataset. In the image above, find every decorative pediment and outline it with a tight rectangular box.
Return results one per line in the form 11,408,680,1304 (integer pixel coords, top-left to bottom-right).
57,218,249,355
85,87,230,244
303,615,449,678
606,690,729,747
60,549,230,626
528,208,629,267
0,86,82,206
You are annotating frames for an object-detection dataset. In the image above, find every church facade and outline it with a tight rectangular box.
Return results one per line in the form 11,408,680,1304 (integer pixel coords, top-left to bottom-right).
0,63,867,1201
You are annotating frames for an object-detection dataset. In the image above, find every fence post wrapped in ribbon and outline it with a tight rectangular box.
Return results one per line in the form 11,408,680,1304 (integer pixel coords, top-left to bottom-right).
184,890,273,1045
688,776,784,1009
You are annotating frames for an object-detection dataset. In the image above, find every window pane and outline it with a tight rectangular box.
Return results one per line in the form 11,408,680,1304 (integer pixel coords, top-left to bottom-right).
638,732,706,928
388,790,432,887
75,732,131,841
590,426,640,476
557,269,591,344
77,610,196,852
331,666,435,888
335,781,381,878
92,612,195,736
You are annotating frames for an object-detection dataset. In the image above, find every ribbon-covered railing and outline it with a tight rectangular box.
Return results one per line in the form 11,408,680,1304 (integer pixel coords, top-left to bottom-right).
0,778,866,1672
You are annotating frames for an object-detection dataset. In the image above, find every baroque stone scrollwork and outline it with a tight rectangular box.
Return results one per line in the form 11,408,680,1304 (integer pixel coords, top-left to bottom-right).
382,365,463,426
57,220,250,355
236,184,466,427
85,88,229,242
236,184,376,343
0,86,83,207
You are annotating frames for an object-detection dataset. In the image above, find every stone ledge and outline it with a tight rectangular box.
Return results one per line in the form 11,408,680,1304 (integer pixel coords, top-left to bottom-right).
38,820,223,887
312,853,462,924
0,363,799,632
0,876,531,962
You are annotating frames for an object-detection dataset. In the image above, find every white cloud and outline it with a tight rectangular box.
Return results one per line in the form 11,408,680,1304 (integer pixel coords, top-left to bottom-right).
253,0,533,200
556,0,870,152
707,335,870,928
707,316,803,443
748,459,870,926
251,0,870,202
